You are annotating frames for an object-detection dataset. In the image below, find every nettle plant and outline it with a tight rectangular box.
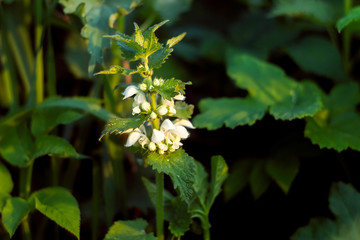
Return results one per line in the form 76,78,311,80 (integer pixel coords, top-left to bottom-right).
98,21,228,240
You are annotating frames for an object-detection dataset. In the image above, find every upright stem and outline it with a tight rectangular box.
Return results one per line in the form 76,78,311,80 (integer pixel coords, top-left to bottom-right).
19,164,33,240
343,0,352,74
35,0,44,104
156,172,164,240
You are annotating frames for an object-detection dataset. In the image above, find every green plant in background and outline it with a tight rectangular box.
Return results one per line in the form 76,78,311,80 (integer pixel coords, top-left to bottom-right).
98,21,228,240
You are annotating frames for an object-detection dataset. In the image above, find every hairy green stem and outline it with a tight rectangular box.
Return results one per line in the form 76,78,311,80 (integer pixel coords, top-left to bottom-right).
156,172,164,240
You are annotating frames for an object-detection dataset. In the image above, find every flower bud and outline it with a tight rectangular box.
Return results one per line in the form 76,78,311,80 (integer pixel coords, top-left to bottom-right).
148,142,156,151
158,149,165,155
157,105,168,115
139,83,147,91
169,147,175,152
174,93,185,101
153,78,161,86
141,101,151,112
150,112,157,119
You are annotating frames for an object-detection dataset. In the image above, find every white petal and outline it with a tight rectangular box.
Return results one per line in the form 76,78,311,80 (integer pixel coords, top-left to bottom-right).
132,106,141,115
174,126,189,139
157,105,168,115
122,85,138,99
160,119,176,131
174,119,195,129
124,132,141,147
134,92,146,104
174,93,185,101
151,129,165,143
169,107,176,114
141,101,151,112
138,136,150,148
148,142,156,151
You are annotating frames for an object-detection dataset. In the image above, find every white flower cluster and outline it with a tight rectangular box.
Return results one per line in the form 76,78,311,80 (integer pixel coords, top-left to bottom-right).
121,78,194,154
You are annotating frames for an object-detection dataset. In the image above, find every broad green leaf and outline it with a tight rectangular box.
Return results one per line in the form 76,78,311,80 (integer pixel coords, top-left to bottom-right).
291,182,360,240
100,115,148,140
0,162,13,194
168,197,192,237
284,37,346,82
224,159,254,201
59,0,141,76
148,46,173,70
108,33,145,61
270,0,343,25
337,6,360,33
155,78,188,100
31,108,83,136
249,160,271,199
305,82,360,151
174,102,194,119
0,192,10,212
30,187,80,239
266,156,299,193
31,135,84,160
37,97,115,122
152,0,192,23
104,218,157,240
2,197,31,237
192,161,209,202
270,81,323,120
206,156,228,208
193,98,267,130
0,123,34,167
147,149,196,203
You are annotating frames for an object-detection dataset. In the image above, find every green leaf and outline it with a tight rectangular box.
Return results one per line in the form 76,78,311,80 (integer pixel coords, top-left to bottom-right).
59,0,141,76
305,82,360,151
291,182,360,240
147,149,196,203
174,102,194,119
94,65,138,76
134,23,145,46
192,161,209,202
193,98,267,130
0,162,13,194
37,97,115,122
168,197,192,237
167,33,186,48
206,156,228,208
337,6,360,32
249,160,272,199
265,156,300,193
31,135,84,160
31,108,83,136
0,123,34,167
30,187,80,239
100,115,148,140
104,218,157,240
2,197,31,237
224,159,254,201
108,33,145,61
269,81,324,120
148,46,173,70
0,193,10,212
284,37,346,82
269,0,343,25
155,78,188,100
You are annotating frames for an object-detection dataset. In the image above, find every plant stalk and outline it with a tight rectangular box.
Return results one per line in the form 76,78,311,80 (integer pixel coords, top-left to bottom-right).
19,164,34,240
156,172,164,240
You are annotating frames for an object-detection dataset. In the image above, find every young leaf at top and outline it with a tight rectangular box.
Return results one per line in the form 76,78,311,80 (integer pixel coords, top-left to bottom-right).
104,218,157,240
305,82,360,151
2,197,31,238
291,182,360,240
337,6,360,33
147,149,196,203
29,187,81,239
167,32,187,48
0,162,13,194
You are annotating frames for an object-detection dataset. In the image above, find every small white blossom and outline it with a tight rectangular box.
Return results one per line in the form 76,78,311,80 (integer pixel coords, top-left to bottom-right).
153,78,161,86
141,101,151,112
174,93,185,101
139,83,147,91
152,129,165,143
148,142,156,151
132,105,141,115
150,112,157,119
157,105,168,115
122,85,139,99
124,127,149,148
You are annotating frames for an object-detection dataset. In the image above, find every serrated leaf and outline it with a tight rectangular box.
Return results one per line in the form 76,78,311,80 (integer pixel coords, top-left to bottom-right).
193,98,267,130
30,187,80,239
155,78,184,100
224,159,254,201
168,197,191,237
249,160,272,200
270,81,323,120
167,32,186,48
94,65,138,76
266,156,299,193
0,162,13,194
147,149,196,203
305,82,360,151
337,6,360,33
2,197,31,237
104,219,157,240
31,135,84,160
291,182,360,240
31,108,83,136
206,156,228,208
37,97,115,122
134,23,145,46
284,37,346,82
100,115,148,140
112,35,145,61
269,0,343,25
148,46,173,70
59,0,141,76
174,102,194,119
0,123,33,167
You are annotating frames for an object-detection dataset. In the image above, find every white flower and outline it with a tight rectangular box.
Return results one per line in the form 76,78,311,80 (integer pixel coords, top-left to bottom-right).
150,112,157,119
122,85,139,99
134,92,146,105
160,98,176,115
153,78,161,86
141,101,151,112
151,129,165,143
124,126,149,148
132,105,141,115
148,142,156,151
157,105,168,115
139,83,147,91
174,93,185,101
